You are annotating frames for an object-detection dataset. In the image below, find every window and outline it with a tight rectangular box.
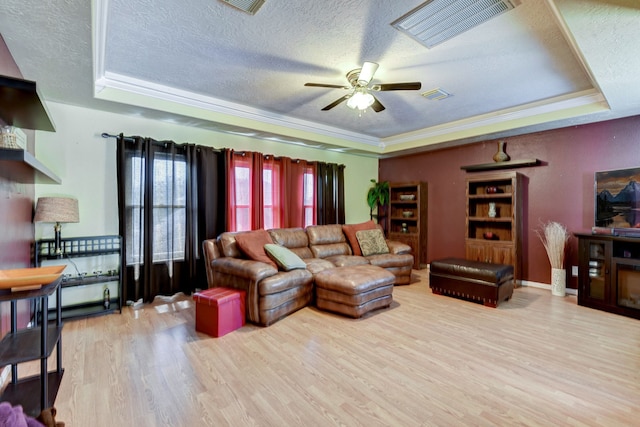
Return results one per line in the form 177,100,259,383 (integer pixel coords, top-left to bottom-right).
125,153,187,265
303,169,315,227
230,155,316,231
263,162,281,230
233,165,251,231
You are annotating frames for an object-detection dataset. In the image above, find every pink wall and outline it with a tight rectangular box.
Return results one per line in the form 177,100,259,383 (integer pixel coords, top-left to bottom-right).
0,34,33,271
1,35,35,334
380,115,640,289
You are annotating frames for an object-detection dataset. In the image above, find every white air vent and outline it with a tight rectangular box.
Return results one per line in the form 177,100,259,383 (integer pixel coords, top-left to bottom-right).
220,0,265,15
422,88,452,100
392,0,522,49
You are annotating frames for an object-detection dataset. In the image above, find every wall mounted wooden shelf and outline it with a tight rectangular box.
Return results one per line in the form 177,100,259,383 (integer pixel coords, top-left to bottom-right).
0,148,61,184
461,158,540,172
0,75,55,132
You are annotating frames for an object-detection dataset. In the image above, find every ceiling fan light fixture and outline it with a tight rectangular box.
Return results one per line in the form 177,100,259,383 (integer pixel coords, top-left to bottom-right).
347,88,375,110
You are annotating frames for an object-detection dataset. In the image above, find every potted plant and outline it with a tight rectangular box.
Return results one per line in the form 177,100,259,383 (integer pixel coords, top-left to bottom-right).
366,179,389,222
536,221,570,296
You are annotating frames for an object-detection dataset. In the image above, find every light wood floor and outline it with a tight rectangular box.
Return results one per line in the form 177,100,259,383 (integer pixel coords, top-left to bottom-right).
46,272,639,426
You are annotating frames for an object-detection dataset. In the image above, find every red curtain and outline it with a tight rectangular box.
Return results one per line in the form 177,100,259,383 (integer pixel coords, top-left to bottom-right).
226,150,265,231
250,152,264,230
281,158,314,228
227,151,324,231
226,150,332,231
264,155,281,229
225,149,238,231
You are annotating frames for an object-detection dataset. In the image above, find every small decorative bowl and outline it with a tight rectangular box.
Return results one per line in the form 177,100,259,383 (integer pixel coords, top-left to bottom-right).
402,211,413,218
399,194,416,201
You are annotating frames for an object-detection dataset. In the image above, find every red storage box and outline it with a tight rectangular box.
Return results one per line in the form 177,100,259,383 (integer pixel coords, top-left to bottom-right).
193,287,246,337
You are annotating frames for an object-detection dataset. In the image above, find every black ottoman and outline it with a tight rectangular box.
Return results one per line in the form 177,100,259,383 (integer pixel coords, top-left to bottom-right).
429,258,514,307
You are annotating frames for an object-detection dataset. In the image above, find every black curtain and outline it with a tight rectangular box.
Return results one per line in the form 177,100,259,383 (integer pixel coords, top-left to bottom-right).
116,135,226,303
315,162,345,225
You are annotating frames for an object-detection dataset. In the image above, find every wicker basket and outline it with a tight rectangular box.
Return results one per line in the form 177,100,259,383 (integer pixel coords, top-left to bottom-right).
0,131,19,149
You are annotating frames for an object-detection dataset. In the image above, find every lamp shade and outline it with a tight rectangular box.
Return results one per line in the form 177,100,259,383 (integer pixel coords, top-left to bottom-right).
34,197,79,223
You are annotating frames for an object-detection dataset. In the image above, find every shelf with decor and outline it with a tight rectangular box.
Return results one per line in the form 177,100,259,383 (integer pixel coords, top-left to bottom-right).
387,182,428,269
35,235,123,320
465,171,523,281
0,74,59,184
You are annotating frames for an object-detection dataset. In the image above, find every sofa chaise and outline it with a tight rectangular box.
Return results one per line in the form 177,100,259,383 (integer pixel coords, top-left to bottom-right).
202,223,414,326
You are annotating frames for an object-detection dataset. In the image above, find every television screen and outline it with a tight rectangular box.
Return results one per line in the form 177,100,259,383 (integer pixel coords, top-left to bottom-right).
595,166,640,229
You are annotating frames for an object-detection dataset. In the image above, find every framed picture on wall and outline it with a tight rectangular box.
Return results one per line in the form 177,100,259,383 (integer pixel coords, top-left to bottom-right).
595,166,640,230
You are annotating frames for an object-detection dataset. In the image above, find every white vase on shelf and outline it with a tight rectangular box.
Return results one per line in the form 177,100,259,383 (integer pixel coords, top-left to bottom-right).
488,202,497,218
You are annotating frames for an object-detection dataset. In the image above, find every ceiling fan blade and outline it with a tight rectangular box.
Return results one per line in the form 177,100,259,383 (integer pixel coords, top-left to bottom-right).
321,94,350,111
358,62,379,86
305,83,350,89
371,96,385,113
372,82,422,91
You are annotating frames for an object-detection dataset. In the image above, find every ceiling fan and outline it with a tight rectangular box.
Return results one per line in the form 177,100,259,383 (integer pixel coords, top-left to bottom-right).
304,62,421,113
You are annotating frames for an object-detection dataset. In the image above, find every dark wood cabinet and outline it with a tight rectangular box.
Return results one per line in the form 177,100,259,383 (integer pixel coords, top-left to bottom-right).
576,233,640,320
388,182,427,269
465,171,523,281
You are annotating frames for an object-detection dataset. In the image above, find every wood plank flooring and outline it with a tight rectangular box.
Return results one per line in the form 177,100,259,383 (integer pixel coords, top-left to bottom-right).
46,271,639,426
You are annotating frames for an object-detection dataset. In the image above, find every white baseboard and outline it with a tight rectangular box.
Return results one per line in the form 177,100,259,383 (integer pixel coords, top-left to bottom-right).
520,279,577,296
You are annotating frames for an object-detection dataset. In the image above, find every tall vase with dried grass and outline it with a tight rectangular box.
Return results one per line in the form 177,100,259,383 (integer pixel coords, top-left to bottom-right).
536,221,570,296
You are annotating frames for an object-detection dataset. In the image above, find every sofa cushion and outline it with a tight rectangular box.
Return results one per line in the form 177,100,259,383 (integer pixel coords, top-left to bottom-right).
325,254,370,268
303,258,336,275
218,231,243,258
356,229,390,256
264,244,307,271
342,220,377,256
366,253,414,268
307,224,348,245
307,224,352,258
234,229,277,268
268,228,313,259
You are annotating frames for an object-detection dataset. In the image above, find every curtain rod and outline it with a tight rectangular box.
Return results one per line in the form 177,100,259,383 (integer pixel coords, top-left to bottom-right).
102,133,341,165
102,132,224,153
101,132,135,143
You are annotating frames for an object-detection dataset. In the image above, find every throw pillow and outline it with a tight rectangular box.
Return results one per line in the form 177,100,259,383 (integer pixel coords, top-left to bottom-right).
234,229,277,268
264,244,307,271
342,220,377,256
355,229,389,256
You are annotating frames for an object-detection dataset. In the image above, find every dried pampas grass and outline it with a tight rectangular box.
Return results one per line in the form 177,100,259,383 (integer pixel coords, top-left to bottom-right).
536,221,570,269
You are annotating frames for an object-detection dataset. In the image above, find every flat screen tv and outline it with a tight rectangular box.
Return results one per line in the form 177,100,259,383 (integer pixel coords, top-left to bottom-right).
595,166,640,231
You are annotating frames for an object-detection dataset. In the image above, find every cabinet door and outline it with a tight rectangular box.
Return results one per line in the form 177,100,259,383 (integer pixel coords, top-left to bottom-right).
578,239,610,305
466,241,488,263
489,243,514,265
466,241,513,265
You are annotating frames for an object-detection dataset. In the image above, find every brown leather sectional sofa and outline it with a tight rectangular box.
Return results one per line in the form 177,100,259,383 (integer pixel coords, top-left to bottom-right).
202,224,414,326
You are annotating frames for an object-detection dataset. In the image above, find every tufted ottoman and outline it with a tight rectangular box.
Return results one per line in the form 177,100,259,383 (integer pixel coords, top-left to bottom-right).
314,265,395,318
429,258,514,307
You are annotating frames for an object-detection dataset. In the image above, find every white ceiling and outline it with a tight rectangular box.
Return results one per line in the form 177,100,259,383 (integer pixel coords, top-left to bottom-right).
1,0,639,157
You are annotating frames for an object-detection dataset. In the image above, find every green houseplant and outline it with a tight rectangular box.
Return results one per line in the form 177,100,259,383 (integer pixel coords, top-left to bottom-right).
366,179,390,222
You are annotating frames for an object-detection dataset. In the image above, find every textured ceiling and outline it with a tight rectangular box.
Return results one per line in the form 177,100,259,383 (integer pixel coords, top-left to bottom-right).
1,0,639,156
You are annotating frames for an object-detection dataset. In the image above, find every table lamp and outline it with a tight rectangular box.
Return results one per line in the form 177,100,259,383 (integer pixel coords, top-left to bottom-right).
34,197,79,255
